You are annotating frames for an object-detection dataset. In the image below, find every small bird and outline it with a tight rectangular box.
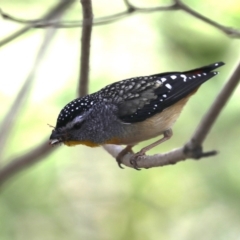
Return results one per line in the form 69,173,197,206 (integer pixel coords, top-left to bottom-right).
49,62,224,169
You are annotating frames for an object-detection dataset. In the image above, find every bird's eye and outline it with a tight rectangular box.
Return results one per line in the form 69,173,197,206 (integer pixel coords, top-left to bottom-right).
73,122,83,130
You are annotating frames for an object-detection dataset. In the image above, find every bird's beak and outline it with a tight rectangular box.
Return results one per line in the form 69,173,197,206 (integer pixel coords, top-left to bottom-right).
49,130,63,145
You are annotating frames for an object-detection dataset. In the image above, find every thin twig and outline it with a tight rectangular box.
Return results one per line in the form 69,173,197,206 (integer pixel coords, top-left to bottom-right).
78,0,93,97
0,5,72,161
0,8,43,24
0,26,33,48
0,0,75,47
0,2,178,29
186,61,240,150
0,7,131,27
0,65,33,161
123,0,179,12
0,140,54,186
0,0,74,185
174,0,240,37
1,0,239,38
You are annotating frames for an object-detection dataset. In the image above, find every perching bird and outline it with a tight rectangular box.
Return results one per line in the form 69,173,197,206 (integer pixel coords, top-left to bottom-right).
49,62,224,169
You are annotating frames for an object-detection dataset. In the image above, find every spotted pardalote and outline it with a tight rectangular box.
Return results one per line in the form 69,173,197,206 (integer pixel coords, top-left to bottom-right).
49,62,224,169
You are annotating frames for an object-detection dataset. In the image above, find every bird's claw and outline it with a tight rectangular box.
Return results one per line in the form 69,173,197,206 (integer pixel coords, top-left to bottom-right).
116,157,124,169
130,152,146,170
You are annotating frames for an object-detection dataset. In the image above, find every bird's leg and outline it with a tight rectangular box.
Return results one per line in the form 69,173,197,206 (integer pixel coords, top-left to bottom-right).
130,129,173,169
138,129,173,154
116,145,134,169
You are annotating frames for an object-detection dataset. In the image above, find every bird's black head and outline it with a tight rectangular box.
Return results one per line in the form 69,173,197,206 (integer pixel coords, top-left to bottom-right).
49,95,97,145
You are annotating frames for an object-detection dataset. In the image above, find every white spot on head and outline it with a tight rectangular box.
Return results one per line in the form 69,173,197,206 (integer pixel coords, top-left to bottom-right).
170,75,177,80
165,83,172,89
161,77,167,82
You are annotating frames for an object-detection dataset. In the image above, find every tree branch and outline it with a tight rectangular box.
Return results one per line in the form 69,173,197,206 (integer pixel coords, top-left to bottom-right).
0,0,75,47
0,139,54,186
1,0,239,44
103,145,187,169
78,0,93,97
0,0,75,185
185,61,240,152
174,0,240,37
0,24,63,161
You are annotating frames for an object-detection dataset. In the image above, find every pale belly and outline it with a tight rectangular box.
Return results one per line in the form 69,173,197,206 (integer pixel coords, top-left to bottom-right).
118,96,189,145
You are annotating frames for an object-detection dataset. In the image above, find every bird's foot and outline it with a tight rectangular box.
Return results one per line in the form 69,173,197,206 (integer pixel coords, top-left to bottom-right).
130,151,146,170
116,145,134,169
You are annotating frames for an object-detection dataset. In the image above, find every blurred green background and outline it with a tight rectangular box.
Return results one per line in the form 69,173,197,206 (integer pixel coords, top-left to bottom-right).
0,0,240,239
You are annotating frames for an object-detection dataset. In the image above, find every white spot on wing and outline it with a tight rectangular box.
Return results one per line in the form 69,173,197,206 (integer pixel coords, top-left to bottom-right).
171,75,177,80
180,74,187,82
165,83,172,89
161,77,167,82
155,80,162,87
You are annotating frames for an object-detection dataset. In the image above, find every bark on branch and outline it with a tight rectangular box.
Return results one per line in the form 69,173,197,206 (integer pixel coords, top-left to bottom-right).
78,0,93,97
